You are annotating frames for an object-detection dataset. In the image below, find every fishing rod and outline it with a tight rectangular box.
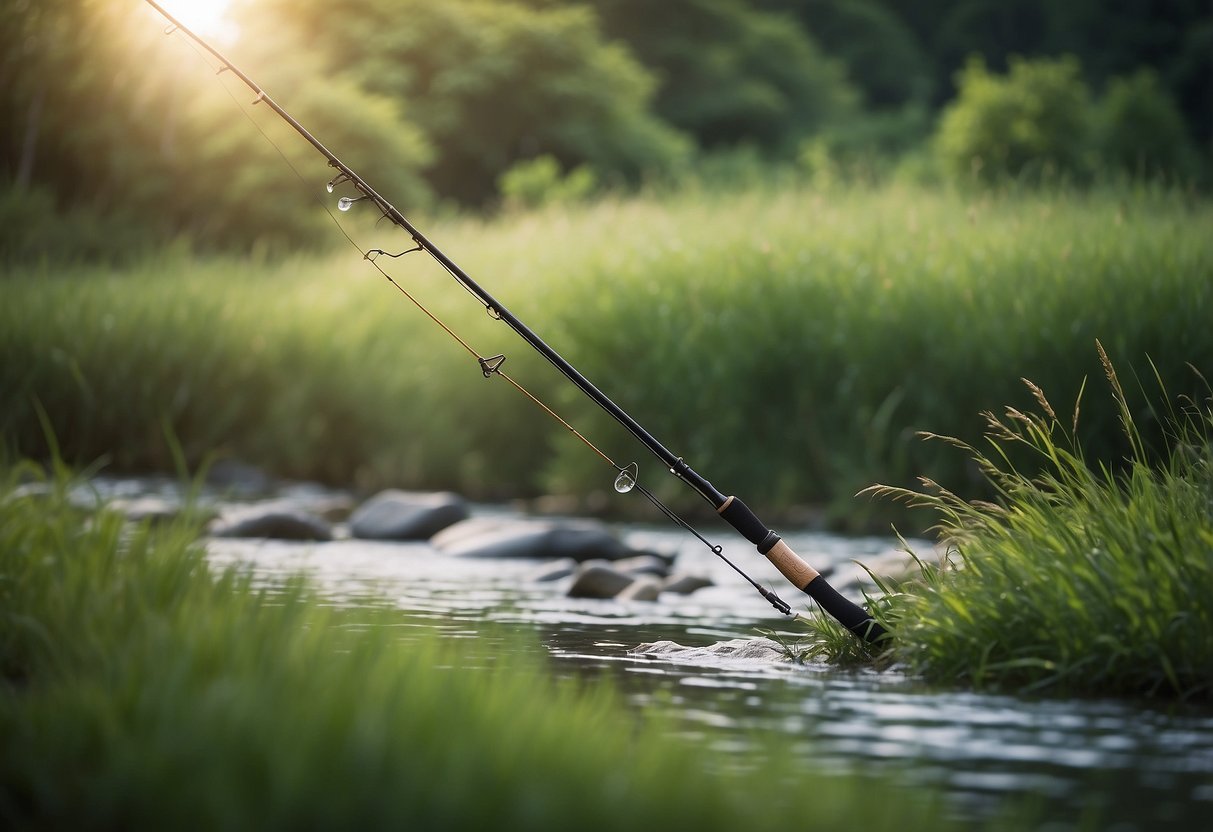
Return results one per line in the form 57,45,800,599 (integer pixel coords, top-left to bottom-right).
145,0,885,643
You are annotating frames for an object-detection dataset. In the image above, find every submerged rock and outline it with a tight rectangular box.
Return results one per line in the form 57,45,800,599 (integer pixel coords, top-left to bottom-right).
210,505,332,541
432,517,631,561
350,490,469,540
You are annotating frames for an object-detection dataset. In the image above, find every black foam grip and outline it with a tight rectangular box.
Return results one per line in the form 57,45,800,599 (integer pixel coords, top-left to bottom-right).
718,497,769,546
805,576,887,643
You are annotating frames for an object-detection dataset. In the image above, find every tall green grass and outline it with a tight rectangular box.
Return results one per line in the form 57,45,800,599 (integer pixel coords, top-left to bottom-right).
3,183,1211,525
806,345,1213,699
0,464,959,830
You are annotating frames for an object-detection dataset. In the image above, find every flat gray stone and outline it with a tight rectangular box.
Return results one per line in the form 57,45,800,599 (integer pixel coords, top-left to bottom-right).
616,577,662,602
210,507,332,541
350,490,469,540
109,496,217,526
661,573,714,595
612,554,672,579
567,562,634,598
433,518,630,561
527,557,578,582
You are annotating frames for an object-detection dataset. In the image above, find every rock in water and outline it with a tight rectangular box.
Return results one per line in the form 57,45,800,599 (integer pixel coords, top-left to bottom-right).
432,517,631,561
616,577,662,602
527,557,579,582
661,573,714,595
611,554,672,579
566,562,635,598
210,507,332,541
350,490,470,540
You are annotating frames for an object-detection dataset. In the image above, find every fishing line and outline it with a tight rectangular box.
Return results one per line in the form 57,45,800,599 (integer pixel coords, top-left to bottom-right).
149,0,889,640
165,21,792,614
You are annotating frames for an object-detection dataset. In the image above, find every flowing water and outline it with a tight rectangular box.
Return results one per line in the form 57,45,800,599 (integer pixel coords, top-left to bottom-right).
95,477,1213,830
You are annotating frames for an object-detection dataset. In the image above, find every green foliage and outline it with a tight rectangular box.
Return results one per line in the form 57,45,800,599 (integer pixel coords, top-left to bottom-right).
254,0,690,205
0,466,959,830
756,0,935,110
838,350,1213,699
1097,69,1200,180
580,0,857,153
934,56,1095,185
498,155,599,210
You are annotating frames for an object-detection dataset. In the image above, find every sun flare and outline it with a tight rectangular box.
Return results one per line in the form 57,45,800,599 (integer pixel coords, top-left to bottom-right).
155,0,235,38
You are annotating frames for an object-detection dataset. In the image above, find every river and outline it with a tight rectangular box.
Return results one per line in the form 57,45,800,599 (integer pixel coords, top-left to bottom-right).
201,502,1213,831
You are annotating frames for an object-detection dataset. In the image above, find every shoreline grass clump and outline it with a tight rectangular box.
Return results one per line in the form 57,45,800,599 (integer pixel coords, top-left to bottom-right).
807,344,1213,699
0,462,960,831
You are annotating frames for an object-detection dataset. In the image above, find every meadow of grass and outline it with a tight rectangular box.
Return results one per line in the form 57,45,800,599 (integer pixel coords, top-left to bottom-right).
2,182,1210,527
801,347,1213,699
0,463,963,830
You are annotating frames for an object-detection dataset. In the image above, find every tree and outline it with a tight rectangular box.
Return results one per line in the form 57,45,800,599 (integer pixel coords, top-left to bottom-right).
251,0,690,204
1,0,433,259
581,0,857,152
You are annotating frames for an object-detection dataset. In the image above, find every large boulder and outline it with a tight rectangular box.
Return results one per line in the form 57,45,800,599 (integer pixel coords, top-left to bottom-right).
350,490,469,540
431,517,631,561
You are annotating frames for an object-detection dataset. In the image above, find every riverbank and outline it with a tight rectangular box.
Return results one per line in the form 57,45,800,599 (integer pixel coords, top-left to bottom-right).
804,348,1213,700
0,462,965,831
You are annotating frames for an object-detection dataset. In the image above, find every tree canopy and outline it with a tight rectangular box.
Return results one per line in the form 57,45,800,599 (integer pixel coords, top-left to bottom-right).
2,0,1208,260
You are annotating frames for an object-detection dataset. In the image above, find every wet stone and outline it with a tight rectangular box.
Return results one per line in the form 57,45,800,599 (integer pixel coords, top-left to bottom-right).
210,506,332,541
433,517,631,562
616,577,662,602
611,554,673,579
661,573,714,595
527,558,579,583
350,490,470,541
109,496,217,526
566,562,635,598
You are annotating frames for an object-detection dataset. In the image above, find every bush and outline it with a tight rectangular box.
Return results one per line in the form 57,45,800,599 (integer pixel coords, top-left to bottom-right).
1098,68,1200,181
498,155,598,210
935,56,1095,185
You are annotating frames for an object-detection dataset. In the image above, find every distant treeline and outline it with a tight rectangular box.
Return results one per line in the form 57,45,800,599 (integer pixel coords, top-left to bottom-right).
2,0,1210,260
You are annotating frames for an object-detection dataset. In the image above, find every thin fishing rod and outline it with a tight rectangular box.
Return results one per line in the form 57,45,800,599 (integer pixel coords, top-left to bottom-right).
145,0,885,643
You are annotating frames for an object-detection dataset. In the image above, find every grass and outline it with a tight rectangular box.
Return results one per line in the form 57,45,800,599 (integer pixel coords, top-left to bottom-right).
800,344,1213,699
0,462,964,830
2,182,1211,528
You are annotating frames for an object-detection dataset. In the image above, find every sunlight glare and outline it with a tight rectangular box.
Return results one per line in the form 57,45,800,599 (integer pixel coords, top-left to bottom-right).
156,0,236,38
